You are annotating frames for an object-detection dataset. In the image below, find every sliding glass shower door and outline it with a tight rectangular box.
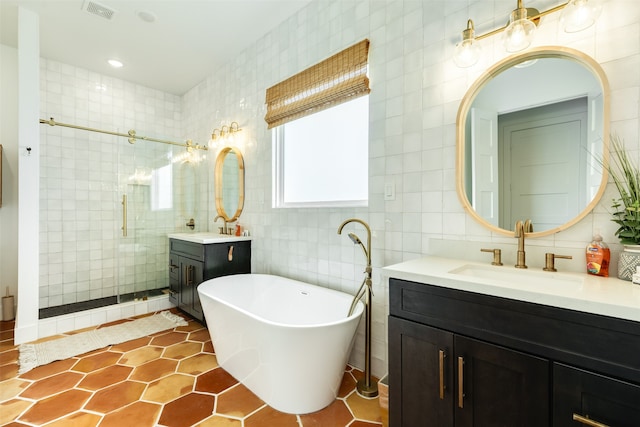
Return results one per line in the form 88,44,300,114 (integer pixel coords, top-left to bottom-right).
116,135,174,302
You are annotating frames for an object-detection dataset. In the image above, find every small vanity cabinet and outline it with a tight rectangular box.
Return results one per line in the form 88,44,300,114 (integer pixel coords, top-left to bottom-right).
169,237,251,321
388,278,640,427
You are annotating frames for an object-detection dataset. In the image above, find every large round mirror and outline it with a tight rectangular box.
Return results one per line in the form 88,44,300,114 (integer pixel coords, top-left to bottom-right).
214,147,245,222
456,46,610,237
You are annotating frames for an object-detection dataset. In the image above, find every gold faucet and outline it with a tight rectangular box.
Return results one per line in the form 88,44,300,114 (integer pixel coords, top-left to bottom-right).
214,215,229,235
514,219,533,269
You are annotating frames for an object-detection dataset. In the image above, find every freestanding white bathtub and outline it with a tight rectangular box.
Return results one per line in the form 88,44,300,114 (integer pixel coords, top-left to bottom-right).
197,273,364,414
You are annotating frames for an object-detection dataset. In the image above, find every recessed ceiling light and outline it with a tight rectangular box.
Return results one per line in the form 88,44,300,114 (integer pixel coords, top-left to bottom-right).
136,10,156,23
107,59,123,68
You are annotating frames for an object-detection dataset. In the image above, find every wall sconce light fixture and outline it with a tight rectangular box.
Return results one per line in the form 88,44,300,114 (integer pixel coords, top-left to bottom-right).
453,0,602,68
211,121,242,141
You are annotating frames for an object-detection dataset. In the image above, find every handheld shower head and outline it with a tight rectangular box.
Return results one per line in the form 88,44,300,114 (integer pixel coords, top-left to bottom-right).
337,218,372,267
348,232,362,245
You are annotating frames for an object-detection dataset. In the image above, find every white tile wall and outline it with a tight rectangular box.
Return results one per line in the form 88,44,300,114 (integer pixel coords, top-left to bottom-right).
180,0,640,378
38,58,209,309
33,0,640,379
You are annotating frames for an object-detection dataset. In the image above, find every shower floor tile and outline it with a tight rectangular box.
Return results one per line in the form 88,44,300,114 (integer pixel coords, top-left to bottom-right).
0,314,384,426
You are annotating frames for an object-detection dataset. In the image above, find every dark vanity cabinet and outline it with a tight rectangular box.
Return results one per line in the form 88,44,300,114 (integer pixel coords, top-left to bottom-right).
388,278,640,427
169,238,251,321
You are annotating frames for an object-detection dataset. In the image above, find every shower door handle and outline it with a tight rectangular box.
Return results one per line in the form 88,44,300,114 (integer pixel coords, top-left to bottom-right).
121,194,128,237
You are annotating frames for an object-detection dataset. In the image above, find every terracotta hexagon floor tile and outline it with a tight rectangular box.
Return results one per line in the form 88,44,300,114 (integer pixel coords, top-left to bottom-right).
178,353,218,375
0,399,32,426
119,345,163,366
84,380,146,413
158,392,216,427
0,362,19,382
0,348,18,365
77,365,133,391
151,331,188,347
110,336,152,352
177,321,206,333
345,391,382,423
195,415,243,426
195,367,238,394
350,421,383,427
216,383,264,417
203,340,215,353
43,411,102,427
337,371,357,398
244,406,299,427
142,373,195,404
18,358,77,381
19,371,84,399
163,341,203,360
0,378,30,402
99,400,162,427
72,350,122,373
130,358,178,382
188,329,211,342
18,389,91,425
299,400,354,427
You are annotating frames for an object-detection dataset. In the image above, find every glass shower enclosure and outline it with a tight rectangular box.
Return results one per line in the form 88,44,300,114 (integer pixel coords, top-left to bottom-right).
38,121,202,318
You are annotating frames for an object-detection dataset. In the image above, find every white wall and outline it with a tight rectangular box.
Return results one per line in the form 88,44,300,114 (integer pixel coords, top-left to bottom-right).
0,44,18,320
182,0,640,378
8,0,640,378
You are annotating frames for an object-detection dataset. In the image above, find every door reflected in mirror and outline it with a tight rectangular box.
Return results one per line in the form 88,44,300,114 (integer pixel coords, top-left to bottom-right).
456,47,610,237
215,147,245,223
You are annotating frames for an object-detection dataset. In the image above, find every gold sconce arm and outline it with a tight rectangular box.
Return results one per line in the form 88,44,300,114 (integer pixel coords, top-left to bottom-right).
454,0,602,67
211,121,242,141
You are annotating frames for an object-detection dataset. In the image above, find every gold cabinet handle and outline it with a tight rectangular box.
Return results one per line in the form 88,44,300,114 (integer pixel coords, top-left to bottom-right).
438,349,446,399
458,356,464,408
572,414,610,427
228,245,234,261
169,263,179,271
121,194,127,237
185,265,194,286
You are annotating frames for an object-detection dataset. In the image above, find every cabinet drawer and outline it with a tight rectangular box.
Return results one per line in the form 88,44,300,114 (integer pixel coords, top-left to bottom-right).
390,278,640,385
170,239,204,260
169,253,180,280
554,363,640,427
203,240,251,279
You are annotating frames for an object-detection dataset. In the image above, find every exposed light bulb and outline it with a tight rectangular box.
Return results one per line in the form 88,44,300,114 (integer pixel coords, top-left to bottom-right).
453,19,481,68
561,0,602,33
503,3,536,53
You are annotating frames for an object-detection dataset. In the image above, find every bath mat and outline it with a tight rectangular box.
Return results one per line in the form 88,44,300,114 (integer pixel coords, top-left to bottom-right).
18,311,187,374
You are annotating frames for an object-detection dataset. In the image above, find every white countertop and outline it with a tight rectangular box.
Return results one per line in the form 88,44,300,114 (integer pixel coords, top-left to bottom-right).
382,256,640,322
168,232,252,244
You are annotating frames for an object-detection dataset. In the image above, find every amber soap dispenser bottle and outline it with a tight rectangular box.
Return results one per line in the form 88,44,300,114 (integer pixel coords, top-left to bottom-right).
586,234,610,277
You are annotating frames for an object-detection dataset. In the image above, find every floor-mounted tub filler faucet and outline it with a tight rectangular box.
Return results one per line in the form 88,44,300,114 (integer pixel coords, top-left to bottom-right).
337,218,378,398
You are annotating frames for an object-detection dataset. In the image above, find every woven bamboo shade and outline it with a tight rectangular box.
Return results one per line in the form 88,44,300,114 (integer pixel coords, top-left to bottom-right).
264,39,370,129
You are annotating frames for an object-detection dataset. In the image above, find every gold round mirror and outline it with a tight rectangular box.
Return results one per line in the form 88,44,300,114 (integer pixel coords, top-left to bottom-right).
456,46,610,237
214,147,245,222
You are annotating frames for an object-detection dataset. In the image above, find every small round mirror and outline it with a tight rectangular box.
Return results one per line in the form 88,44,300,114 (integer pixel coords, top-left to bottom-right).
214,147,245,222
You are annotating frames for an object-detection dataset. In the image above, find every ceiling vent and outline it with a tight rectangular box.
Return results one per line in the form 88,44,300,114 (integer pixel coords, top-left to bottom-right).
82,0,116,20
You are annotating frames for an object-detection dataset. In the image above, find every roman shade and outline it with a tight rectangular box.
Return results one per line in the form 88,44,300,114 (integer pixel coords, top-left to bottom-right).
264,39,370,129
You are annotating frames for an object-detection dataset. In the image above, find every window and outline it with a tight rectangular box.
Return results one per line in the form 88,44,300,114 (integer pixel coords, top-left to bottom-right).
266,39,370,208
151,164,172,210
273,96,368,207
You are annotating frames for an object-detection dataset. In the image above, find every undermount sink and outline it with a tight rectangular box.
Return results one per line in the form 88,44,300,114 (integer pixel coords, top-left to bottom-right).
448,264,584,289
168,232,250,244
